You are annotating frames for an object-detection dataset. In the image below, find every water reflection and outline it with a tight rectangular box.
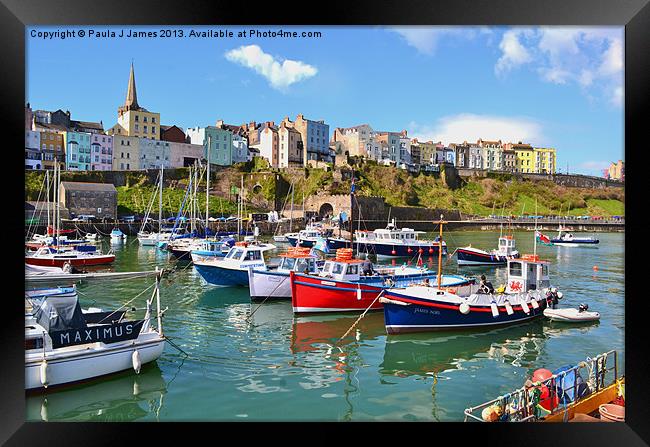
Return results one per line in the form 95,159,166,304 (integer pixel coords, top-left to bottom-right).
26,364,167,422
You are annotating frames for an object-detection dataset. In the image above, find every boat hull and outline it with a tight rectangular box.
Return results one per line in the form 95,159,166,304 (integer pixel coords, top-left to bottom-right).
25,333,165,391
456,248,518,266
286,236,316,248
382,290,548,334
193,261,265,287
25,254,115,267
290,272,471,314
249,269,291,300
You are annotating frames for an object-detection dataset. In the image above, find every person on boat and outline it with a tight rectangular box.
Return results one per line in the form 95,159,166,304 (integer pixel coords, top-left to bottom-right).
479,275,494,294
362,259,375,276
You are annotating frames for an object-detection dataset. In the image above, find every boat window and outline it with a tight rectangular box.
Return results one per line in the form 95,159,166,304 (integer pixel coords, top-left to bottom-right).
499,239,506,246
25,337,44,350
295,259,309,272
346,264,359,275
541,264,548,277
332,263,344,275
323,262,332,273
307,259,316,271
245,250,262,261
283,258,296,270
230,249,244,260
509,262,522,277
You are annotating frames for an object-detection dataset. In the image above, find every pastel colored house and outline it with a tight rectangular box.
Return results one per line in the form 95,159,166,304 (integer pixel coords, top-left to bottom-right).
186,126,233,166
90,134,113,171
64,131,92,171
113,135,141,170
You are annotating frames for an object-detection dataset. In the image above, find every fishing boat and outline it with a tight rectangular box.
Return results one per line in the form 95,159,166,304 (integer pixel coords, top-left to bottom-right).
286,223,330,248
190,237,236,260
248,247,323,301
327,219,447,258
456,235,520,266
25,272,167,391
380,215,560,334
192,240,277,287
290,248,471,314
463,350,624,422
110,228,127,243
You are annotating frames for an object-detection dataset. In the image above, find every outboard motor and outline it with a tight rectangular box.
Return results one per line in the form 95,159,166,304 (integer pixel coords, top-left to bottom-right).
579,303,589,313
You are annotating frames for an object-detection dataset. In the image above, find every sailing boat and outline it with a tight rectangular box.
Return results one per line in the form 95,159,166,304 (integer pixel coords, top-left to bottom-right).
273,180,294,243
26,162,115,267
138,164,175,246
379,213,561,334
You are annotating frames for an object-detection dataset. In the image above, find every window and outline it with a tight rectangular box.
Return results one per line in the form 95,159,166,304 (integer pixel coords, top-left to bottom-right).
144,126,148,133
135,116,139,122
245,250,261,261
152,126,156,134
346,265,358,275
152,117,156,124
332,263,344,275
144,116,147,123
135,124,139,131
127,153,130,159
231,249,244,261
509,262,522,277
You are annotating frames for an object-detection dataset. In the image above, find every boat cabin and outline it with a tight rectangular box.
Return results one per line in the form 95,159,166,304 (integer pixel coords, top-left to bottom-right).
505,255,550,293
278,251,319,274
297,229,322,240
496,236,517,255
318,258,365,281
220,242,276,269
356,227,424,243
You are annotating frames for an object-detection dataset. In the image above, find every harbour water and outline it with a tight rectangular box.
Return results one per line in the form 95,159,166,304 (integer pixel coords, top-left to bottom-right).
26,230,625,421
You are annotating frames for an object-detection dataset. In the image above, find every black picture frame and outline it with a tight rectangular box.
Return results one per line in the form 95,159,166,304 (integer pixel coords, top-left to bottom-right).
2,0,647,444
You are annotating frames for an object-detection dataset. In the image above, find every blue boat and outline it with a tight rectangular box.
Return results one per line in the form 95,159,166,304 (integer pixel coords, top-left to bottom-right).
550,228,599,246
381,255,559,334
192,241,277,287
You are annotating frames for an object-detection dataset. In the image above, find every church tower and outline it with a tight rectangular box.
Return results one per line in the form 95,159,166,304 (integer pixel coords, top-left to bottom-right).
113,62,161,140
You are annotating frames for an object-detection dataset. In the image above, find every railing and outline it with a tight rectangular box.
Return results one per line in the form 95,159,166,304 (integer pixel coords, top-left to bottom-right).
463,350,618,422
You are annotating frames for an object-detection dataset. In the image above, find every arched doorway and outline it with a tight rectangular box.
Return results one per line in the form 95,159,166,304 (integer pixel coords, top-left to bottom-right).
318,202,334,219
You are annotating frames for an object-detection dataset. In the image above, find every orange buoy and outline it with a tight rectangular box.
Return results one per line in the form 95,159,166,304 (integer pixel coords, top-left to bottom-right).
593,265,599,271
428,248,434,254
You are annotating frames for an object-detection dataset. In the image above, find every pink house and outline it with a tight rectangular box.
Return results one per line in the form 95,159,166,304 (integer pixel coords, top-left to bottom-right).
90,134,113,171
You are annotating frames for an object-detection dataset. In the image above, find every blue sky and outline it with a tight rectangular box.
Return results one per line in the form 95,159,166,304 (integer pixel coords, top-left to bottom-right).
26,26,624,176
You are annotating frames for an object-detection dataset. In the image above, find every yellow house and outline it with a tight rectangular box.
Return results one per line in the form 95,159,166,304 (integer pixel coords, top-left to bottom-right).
533,147,556,174
506,142,534,173
111,63,161,140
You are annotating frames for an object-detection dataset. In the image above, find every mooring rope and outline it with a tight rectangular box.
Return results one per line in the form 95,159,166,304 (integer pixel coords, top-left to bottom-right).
337,289,385,343
245,272,288,322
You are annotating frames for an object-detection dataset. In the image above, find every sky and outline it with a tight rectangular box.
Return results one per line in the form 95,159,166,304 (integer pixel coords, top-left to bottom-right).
26,26,624,176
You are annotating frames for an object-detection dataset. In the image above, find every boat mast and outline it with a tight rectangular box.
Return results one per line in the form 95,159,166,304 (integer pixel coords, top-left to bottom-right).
499,202,505,238
437,214,445,288
350,173,355,251
205,136,211,235
534,198,538,257
289,182,294,233
159,163,163,235
46,169,51,233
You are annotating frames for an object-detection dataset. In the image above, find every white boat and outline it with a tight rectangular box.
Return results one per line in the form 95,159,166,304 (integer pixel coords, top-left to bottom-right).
248,247,321,300
138,164,173,246
273,235,289,243
110,228,127,243
457,235,520,266
84,233,98,241
25,273,166,391
543,306,600,322
25,263,68,276
138,228,174,246
192,240,276,287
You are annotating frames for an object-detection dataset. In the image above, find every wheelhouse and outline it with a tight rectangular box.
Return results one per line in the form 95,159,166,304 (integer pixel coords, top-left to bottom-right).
505,255,550,293
497,236,517,255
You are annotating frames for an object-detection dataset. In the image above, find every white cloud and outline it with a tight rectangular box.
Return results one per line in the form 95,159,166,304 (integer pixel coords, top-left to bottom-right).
409,113,544,146
495,29,534,76
495,27,624,107
224,45,317,91
389,27,481,55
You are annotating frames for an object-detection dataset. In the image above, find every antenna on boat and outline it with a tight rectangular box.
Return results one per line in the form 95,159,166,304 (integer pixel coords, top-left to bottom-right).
206,135,211,236
437,214,446,288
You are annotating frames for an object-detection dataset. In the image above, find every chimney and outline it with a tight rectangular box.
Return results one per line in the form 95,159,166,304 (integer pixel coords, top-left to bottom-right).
216,119,224,128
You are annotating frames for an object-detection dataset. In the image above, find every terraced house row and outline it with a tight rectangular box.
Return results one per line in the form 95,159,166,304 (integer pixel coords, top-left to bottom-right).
330,125,557,174
25,63,554,175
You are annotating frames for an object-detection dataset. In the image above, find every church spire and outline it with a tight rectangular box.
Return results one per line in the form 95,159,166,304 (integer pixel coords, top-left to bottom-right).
124,61,139,110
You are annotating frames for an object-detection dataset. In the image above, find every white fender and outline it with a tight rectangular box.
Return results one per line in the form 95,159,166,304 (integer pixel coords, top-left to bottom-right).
40,360,49,387
132,350,142,374
459,302,470,315
356,287,362,301
505,300,514,315
556,291,564,300
490,301,499,318
521,300,530,314
530,297,540,309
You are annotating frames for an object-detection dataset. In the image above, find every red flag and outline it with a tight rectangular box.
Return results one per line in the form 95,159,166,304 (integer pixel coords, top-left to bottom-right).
535,230,552,245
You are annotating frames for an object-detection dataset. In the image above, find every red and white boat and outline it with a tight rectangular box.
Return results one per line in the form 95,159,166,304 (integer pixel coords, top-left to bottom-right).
289,248,472,314
25,246,115,267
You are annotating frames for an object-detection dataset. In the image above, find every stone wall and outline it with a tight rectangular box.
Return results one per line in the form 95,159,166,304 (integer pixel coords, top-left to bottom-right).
456,168,624,189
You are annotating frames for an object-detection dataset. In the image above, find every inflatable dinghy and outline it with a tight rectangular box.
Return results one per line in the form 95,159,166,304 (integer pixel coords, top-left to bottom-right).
543,306,600,322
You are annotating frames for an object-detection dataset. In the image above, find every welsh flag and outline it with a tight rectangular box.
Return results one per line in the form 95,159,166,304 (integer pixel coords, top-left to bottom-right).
536,230,553,246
